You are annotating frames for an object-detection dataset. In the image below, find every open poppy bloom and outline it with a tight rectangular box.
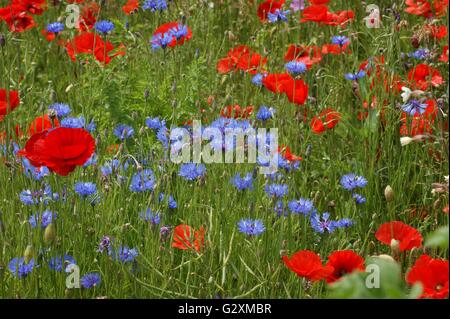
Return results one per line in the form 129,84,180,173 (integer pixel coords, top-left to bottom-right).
284,44,323,67
310,108,341,134
425,25,448,40
28,115,59,136
18,127,96,176
0,89,20,119
301,4,354,26
77,1,99,31
172,224,205,252
278,144,303,162
375,221,423,252
283,249,333,281
406,254,449,299
220,105,254,119
217,45,267,75
257,0,285,21
404,0,448,18
65,32,126,65
13,0,47,15
262,73,292,93
0,4,36,33
325,250,365,283
408,64,444,91
122,0,139,15
283,77,309,105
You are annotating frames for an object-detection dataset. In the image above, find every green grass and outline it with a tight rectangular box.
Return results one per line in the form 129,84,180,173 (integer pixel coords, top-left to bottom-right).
0,0,448,299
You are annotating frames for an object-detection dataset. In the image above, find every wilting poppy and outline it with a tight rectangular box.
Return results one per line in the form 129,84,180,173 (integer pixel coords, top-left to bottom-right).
310,108,341,134
18,127,96,176
375,221,423,252
172,224,205,252
406,254,449,299
0,89,20,118
282,249,333,281
325,250,365,283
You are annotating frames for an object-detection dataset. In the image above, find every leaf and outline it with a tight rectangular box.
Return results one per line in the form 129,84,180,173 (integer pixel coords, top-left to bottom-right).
425,225,449,249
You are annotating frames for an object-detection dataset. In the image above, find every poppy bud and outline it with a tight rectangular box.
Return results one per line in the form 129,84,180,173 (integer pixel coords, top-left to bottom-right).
390,238,400,256
44,223,56,244
375,254,395,263
23,245,34,263
384,185,394,202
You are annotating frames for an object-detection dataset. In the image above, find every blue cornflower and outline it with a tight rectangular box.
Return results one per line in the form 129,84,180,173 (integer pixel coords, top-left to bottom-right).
287,198,314,215
156,126,169,149
331,35,350,47
345,70,366,81
169,24,188,40
285,60,307,76
74,182,97,197
94,20,114,34
130,169,156,192
265,183,288,198
61,116,85,129
19,184,55,206
151,32,173,50
274,201,288,217
143,0,168,11
114,124,135,140
80,272,101,288
145,117,165,130
230,173,253,191
139,208,161,225
100,159,122,176
256,106,275,121
22,158,49,181
237,219,265,236
46,22,64,34
352,193,366,204
408,48,430,60
268,9,290,23
158,193,177,209
8,257,35,279
336,218,354,228
251,73,266,87
340,173,368,191
109,246,138,263
401,99,428,116
48,103,71,117
49,255,76,272
310,212,339,233
179,163,206,181
29,210,57,229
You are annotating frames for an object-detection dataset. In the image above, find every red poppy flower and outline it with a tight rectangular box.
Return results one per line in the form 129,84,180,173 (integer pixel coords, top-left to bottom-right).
172,224,205,252
283,250,333,281
153,22,192,48
439,45,448,62
425,25,448,40
284,44,323,67
321,43,350,55
0,5,36,33
406,254,449,299
408,64,444,90
18,127,96,176
0,89,20,117
283,77,309,105
41,29,56,42
122,0,139,15
257,0,285,21
405,0,448,17
301,5,354,26
220,105,254,119
310,108,340,134
375,221,423,252
28,115,59,136
325,250,365,283
65,32,126,65
77,1,99,31
217,45,267,75
262,73,291,93
12,0,46,15
278,145,302,161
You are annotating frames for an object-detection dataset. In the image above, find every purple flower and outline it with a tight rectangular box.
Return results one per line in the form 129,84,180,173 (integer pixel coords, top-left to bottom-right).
288,198,314,215
237,219,265,236
8,257,35,278
81,272,101,288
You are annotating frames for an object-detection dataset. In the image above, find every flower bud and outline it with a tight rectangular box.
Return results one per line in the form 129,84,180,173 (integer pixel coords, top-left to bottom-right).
384,185,394,202
390,238,400,256
23,245,33,263
44,223,56,244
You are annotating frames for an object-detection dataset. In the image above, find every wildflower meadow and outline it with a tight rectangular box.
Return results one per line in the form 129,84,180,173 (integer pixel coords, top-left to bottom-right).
0,0,449,301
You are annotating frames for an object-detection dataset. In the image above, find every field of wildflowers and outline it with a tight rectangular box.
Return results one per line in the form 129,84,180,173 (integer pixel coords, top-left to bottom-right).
0,0,448,300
